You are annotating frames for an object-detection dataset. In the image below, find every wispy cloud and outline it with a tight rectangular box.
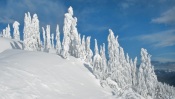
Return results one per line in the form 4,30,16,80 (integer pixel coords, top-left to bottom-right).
0,0,66,30
153,57,175,62
153,52,175,62
137,29,175,48
152,6,175,25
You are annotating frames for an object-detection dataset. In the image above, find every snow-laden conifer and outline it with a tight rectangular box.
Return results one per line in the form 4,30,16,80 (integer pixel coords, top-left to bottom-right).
13,21,20,40
79,35,86,60
137,48,158,98
23,12,40,51
69,17,80,57
62,6,74,58
131,57,137,87
1,24,11,38
42,27,46,51
93,39,103,79
107,29,120,73
23,12,31,50
2,24,11,39
2,29,6,37
51,33,54,49
46,25,51,52
100,43,108,80
32,14,41,51
55,25,62,55
85,36,93,64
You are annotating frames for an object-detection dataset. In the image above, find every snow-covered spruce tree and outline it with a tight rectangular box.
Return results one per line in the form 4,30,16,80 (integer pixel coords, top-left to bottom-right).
23,12,31,50
55,24,62,55
119,47,132,88
99,43,108,80
137,48,158,98
13,21,20,40
2,29,6,37
42,27,46,51
69,17,80,57
62,6,74,58
107,29,125,89
79,35,86,60
93,39,103,79
125,53,133,86
107,29,120,74
7,24,11,38
46,25,51,52
137,64,148,98
4,24,11,39
51,33,54,49
61,34,70,58
155,82,175,99
85,36,93,64
130,57,137,88
76,34,82,58
23,12,41,51
32,14,41,51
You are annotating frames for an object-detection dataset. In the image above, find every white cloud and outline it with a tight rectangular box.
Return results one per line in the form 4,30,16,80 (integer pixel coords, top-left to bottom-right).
153,52,175,62
152,7,175,25
137,29,175,47
153,57,175,62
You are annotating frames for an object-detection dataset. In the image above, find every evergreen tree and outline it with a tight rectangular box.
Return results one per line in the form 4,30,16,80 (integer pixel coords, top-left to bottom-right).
51,33,54,49
6,24,11,39
69,17,79,57
85,36,93,64
13,21,20,40
23,12,31,50
93,39,103,79
46,25,51,52
2,29,6,38
107,29,120,73
42,27,46,51
23,12,40,51
79,35,86,60
62,6,74,58
137,48,158,98
131,57,137,87
2,24,12,39
138,65,148,98
55,24,62,55
32,14,41,51
100,43,108,80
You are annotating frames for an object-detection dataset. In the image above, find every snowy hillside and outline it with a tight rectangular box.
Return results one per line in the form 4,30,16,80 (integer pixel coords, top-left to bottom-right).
0,39,113,99
0,38,144,99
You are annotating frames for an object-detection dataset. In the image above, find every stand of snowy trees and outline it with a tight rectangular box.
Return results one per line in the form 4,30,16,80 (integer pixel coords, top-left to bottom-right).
0,6,174,99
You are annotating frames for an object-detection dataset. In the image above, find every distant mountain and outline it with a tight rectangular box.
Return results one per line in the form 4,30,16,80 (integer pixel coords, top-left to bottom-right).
152,61,175,86
155,70,175,87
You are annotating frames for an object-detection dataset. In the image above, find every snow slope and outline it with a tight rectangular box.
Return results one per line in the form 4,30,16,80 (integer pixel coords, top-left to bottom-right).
0,37,146,99
0,49,117,99
0,38,116,99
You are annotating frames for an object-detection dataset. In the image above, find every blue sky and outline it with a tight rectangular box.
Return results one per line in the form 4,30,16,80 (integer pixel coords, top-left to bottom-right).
0,0,175,63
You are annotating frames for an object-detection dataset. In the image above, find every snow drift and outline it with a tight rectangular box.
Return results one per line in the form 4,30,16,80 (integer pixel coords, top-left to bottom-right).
0,50,114,99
